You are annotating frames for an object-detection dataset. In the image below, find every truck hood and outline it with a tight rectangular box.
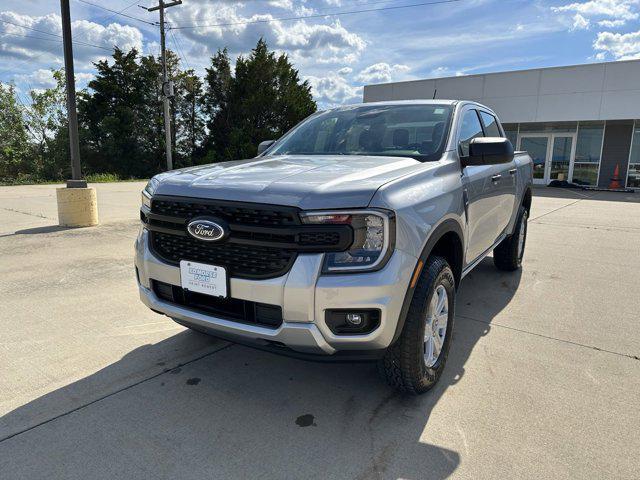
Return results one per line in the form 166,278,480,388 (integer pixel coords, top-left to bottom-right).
154,155,425,209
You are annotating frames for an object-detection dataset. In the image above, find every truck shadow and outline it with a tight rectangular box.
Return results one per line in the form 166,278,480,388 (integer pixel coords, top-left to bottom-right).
1,258,519,480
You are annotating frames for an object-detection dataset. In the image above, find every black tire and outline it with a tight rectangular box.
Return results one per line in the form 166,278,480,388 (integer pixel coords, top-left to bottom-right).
493,206,528,271
378,256,455,395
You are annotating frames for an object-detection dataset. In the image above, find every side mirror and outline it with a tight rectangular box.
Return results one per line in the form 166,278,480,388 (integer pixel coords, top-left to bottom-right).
464,137,514,166
257,140,276,155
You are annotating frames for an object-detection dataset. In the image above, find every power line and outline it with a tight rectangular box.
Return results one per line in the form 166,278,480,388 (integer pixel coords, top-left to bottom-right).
74,0,156,26
0,32,63,43
169,27,191,71
143,0,183,171
0,19,113,51
0,18,64,38
96,0,143,24
168,0,465,30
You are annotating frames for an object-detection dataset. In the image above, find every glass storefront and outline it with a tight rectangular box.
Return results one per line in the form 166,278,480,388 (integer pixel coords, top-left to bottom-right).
501,119,640,188
627,121,640,188
550,136,573,181
520,136,549,181
519,122,578,133
573,121,604,186
514,121,606,186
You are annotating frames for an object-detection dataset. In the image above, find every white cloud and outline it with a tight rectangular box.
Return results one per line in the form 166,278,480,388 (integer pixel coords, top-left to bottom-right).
552,0,639,28
355,63,410,83
168,2,365,65
268,0,295,9
14,69,94,91
0,11,144,68
337,66,352,75
598,19,626,27
268,0,314,15
14,68,57,89
306,71,362,106
428,66,466,78
571,13,590,30
593,29,640,59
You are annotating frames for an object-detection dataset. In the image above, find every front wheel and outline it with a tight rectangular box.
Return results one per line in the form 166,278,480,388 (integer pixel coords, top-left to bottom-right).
378,256,455,394
493,206,528,271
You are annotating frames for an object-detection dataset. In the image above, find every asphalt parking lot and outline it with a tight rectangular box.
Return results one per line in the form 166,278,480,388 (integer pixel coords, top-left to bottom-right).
1,182,639,479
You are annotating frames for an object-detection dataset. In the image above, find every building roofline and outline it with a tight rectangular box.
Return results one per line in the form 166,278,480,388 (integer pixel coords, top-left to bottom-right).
364,58,640,88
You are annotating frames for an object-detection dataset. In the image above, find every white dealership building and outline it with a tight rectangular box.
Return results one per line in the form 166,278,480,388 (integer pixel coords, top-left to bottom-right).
363,59,640,189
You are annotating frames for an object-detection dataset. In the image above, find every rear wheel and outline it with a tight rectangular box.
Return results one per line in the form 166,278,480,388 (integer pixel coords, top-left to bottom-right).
378,256,455,394
493,206,528,271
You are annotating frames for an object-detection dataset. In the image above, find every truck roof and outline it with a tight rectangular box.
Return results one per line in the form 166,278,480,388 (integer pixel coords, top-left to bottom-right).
339,100,458,109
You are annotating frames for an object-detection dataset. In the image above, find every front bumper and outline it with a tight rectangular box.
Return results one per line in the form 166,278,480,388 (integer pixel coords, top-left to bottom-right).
135,228,416,356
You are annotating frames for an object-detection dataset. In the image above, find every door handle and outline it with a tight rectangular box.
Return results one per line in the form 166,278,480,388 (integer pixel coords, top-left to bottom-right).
491,174,502,182
509,168,517,175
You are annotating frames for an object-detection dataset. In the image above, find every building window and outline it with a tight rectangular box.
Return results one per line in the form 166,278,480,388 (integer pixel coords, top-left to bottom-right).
519,122,578,133
502,123,518,148
573,121,604,186
628,121,640,188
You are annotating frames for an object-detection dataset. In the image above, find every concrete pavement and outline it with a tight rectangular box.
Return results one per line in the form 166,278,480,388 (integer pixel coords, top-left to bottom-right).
1,183,639,479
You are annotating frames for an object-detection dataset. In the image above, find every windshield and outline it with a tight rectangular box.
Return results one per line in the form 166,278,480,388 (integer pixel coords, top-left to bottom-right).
268,104,453,162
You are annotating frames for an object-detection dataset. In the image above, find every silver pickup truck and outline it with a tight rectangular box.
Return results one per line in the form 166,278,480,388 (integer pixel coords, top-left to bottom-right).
136,100,533,394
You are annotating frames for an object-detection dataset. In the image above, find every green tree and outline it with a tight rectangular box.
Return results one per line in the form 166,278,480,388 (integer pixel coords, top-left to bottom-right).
203,39,316,162
173,68,205,166
24,70,70,180
0,83,31,181
201,48,233,163
79,48,164,178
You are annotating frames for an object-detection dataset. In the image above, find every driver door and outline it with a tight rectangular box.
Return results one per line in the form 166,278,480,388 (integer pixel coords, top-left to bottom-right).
458,108,504,264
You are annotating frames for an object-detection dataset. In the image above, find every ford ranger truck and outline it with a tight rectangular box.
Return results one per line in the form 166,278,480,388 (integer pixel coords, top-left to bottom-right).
136,100,533,394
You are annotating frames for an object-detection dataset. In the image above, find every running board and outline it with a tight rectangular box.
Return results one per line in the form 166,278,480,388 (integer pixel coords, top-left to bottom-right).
461,233,507,279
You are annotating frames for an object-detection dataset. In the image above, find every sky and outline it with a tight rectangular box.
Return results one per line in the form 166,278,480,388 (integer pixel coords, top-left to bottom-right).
1,0,640,107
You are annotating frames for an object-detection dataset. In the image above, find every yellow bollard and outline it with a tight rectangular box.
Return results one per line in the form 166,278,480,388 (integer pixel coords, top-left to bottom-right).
56,187,99,227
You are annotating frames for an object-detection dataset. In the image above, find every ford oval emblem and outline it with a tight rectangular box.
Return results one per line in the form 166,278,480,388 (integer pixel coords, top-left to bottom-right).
187,218,227,242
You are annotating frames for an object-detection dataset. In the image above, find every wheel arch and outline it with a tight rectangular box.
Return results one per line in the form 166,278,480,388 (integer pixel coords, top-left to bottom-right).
391,219,464,344
522,186,532,213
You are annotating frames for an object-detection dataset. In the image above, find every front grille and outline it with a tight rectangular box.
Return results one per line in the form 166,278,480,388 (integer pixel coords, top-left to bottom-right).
152,199,298,226
153,280,283,328
151,231,296,279
144,196,353,279
298,231,341,246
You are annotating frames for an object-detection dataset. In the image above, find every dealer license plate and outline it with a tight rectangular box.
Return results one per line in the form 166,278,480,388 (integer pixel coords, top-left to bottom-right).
179,260,228,298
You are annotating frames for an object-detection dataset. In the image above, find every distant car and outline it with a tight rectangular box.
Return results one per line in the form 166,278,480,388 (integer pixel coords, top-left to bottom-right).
136,100,533,394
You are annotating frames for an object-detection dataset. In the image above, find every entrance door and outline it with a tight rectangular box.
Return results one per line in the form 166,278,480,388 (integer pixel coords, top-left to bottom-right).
519,135,549,185
549,135,576,182
518,133,577,185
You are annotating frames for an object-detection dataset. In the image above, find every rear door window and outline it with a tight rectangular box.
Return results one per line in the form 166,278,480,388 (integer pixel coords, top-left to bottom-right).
458,110,484,157
479,111,502,137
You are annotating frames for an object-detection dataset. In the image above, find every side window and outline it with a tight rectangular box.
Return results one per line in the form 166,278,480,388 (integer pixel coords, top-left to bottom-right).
479,111,502,137
458,110,484,157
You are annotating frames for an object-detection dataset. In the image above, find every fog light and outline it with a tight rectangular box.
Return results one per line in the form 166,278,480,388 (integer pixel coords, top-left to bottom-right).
346,313,363,326
325,309,381,335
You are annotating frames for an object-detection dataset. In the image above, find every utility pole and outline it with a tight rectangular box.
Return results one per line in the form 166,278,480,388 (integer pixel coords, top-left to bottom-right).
145,0,182,171
56,0,98,228
60,0,85,187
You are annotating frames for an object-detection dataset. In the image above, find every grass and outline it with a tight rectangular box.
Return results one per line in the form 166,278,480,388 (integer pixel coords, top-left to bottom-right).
84,173,121,183
0,173,147,186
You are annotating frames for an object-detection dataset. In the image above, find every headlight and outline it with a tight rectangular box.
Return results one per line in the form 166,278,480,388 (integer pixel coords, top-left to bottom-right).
141,177,159,208
300,210,394,273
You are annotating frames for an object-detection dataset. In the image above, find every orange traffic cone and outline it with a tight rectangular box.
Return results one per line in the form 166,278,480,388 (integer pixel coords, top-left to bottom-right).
609,164,622,189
